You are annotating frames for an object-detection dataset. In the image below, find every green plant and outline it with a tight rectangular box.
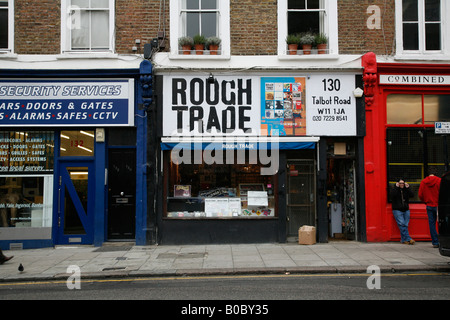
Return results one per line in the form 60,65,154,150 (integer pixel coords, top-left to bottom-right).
286,34,300,45
206,36,222,47
315,33,328,45
193,34,206,45
178,36,193,47
299,33,315,45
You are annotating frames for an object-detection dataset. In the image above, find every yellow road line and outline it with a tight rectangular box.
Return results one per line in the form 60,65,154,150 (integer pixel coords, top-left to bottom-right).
0,272,448,287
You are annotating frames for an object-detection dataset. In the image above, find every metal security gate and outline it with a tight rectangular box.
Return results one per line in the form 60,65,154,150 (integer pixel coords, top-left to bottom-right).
286,159,316,238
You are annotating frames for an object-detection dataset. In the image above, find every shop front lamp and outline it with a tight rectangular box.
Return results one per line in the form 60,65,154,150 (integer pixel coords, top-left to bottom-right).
353,87,364,98
207,73,215,84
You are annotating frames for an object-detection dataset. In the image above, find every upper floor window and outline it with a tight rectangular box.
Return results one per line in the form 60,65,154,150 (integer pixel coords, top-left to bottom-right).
278,0,338,56
61,0,115,53
181,0,218,38
170,0,230,57
396,0,449,57
287,0,325,35
0,0,13,53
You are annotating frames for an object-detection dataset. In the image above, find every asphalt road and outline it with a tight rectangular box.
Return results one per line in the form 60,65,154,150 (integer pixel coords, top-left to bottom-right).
1,272,449,302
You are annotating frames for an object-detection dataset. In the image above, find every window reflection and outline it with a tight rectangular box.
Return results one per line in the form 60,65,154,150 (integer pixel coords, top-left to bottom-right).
424,95,450,124
0,176,52,228
60,131,95,157
387,94,422,124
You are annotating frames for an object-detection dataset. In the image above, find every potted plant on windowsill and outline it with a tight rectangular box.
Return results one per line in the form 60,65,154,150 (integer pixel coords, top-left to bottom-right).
206,36,221,55
299,33,315,55
315,33,328,54
193,34,206,55
178,36,193,55
286,34,300,55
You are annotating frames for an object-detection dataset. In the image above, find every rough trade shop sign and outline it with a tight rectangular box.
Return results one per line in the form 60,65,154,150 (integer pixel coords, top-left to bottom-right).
163,76,260,136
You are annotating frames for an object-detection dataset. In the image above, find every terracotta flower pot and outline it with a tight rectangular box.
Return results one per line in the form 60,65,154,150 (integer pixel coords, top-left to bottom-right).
288,44,298,55
317,44,327,54
194,44,204,55
209,44,219,55
181,45,191,55
302,44,312,55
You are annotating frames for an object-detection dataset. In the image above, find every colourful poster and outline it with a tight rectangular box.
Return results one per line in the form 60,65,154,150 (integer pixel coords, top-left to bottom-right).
260,77,306,136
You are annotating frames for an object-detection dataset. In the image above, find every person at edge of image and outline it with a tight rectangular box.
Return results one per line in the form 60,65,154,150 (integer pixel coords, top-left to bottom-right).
0,249,13,264
419,170,441,248
390,178,415,245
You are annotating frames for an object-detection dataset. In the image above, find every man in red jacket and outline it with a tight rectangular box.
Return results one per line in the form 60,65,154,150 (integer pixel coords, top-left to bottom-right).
419,173,441,248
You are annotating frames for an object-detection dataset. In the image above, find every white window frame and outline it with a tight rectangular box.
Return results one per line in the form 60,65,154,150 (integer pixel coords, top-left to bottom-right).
277,0,338,57
61,0,115,54
395,0,450,59
169,0,230,58
0,0,14,54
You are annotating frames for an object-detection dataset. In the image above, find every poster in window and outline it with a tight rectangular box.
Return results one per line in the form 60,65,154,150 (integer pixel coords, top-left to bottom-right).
261,77,307,136
247,191,268,206
174,185,191,197
238,183,264,196
0,131,54,173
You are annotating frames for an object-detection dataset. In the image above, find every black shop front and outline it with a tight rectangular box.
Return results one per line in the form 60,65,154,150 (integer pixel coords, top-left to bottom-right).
154,73,364,244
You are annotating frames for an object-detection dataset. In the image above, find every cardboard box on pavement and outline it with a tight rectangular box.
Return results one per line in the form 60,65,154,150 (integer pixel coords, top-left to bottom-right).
298,225,316,245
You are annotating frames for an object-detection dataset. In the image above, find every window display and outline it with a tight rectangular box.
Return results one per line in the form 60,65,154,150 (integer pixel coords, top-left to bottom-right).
165,151,277,218
0,131,54,172
0,176,52,228
0,131,54,230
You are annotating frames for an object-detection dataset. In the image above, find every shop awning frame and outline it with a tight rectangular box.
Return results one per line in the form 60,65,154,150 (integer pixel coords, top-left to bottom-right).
160,136,319,151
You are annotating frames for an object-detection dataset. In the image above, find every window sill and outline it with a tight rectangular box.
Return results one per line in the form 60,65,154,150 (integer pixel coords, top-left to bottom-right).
57,52,119,59
0,52,17,59
394,54,450,62
278,53,339,61
169,51,231,60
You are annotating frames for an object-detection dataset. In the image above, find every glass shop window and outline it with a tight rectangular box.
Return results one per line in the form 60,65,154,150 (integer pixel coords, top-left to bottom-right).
387,94,450,125
387,129,447,202
0,176,53,228
0,131,54,230
0,131,54,173
60,130,95,157
164,150,277,218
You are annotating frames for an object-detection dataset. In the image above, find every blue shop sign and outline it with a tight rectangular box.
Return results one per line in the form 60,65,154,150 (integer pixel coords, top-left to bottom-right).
0,79,135,127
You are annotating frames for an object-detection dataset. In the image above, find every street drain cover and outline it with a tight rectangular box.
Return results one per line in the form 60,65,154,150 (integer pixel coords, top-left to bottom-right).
102,267,126,271
94,246,132,252
157,252,206,259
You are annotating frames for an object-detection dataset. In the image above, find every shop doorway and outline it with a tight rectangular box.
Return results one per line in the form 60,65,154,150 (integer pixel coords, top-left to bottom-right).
286,159,316,238
107,149,136,240
327,158,357,240
56,162,95,245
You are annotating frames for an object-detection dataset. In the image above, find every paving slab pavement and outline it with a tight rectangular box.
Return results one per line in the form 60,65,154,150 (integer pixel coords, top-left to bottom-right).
0,241,449,282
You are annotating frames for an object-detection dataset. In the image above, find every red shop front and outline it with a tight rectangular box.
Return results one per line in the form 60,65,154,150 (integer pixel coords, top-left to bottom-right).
362,52,450,242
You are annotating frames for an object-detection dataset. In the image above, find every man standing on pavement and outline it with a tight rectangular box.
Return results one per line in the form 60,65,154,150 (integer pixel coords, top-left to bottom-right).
419,172,441,248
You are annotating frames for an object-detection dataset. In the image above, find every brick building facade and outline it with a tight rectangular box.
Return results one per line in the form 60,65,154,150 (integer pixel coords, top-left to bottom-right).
1,0,448,247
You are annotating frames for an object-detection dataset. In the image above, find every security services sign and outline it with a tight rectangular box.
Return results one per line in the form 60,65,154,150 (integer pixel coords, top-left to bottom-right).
0,79,135,127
